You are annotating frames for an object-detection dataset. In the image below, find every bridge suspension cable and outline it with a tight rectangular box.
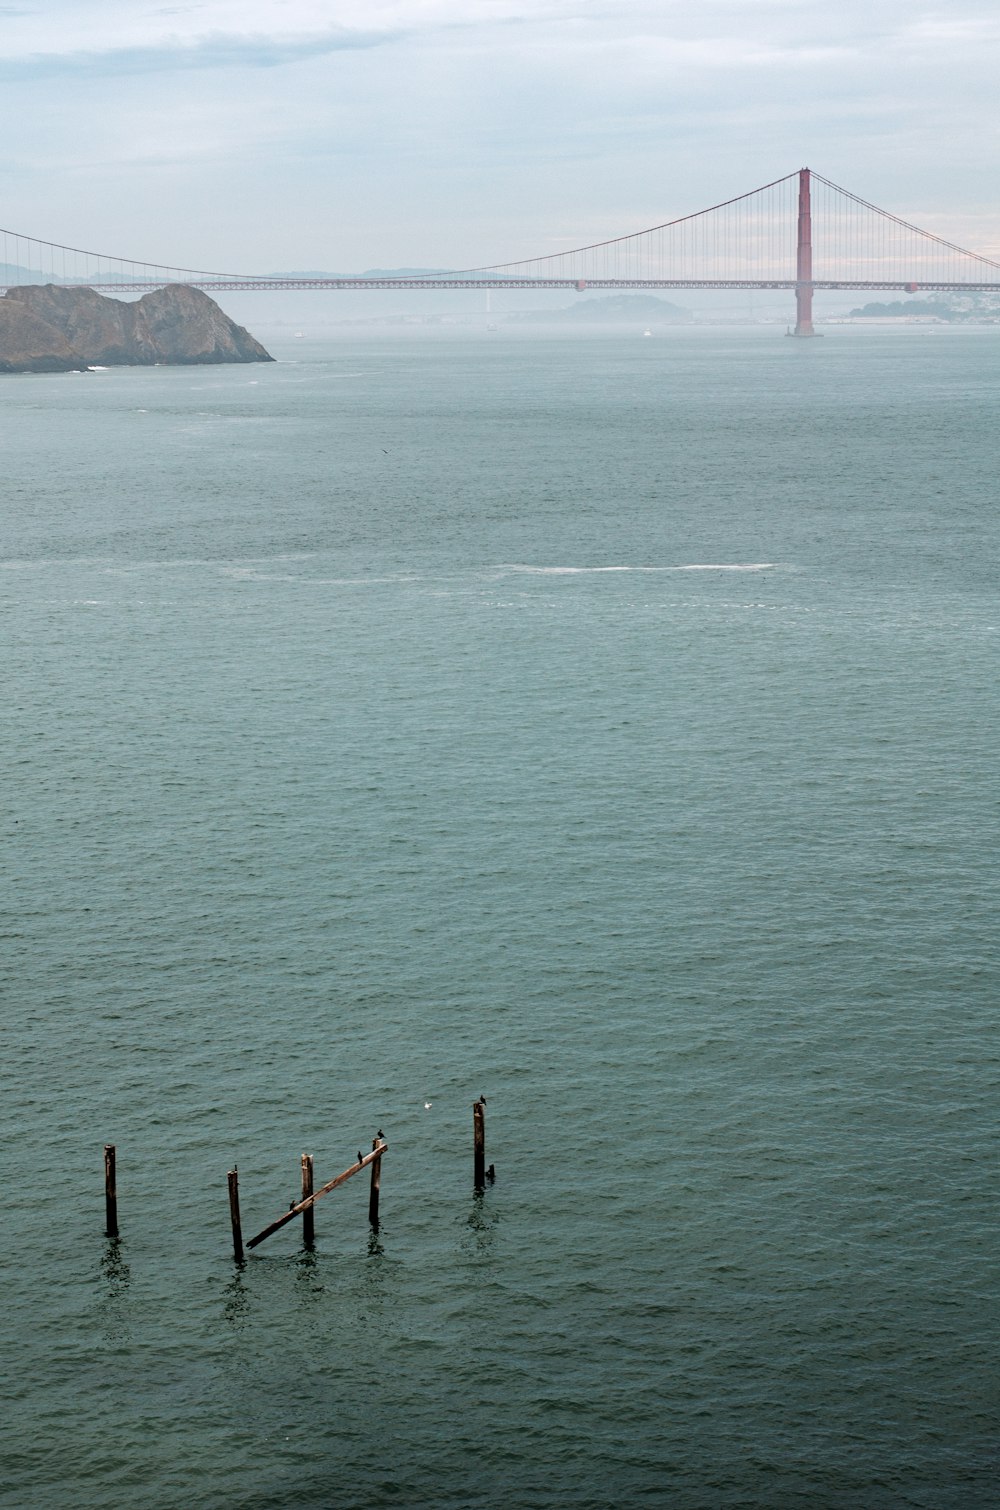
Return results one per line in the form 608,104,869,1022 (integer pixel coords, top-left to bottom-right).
2,170,999,301
808,172,1000,285
441,171,802,283
445,170,1000,290
0,226,259,292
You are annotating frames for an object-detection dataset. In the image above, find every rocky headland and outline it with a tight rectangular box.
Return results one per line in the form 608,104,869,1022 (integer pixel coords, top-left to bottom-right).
0,283,273,373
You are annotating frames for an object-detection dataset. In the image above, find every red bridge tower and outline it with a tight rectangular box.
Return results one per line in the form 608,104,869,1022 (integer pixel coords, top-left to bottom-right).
794,167,816,337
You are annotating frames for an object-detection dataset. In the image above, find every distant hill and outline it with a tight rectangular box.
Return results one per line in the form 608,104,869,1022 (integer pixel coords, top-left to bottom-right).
1,265,151,287
507,294,692,325
848,299,955,320
359,268,454,278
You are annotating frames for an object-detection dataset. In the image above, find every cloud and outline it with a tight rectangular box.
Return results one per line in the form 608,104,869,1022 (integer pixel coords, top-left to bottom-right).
0,27,403,80
905,16,1000,43
1,0,999,270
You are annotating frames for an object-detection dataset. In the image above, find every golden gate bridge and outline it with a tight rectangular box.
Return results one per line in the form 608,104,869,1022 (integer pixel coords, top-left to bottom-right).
3,169,1000,335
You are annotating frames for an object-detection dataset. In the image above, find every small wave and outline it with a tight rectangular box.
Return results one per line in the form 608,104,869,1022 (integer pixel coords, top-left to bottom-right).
313,575,422,586
217,565,422,586
494,563,780,576
496,565,674,576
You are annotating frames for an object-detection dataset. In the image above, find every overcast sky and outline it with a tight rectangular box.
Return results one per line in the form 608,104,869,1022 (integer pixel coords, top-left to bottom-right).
1,0,999,272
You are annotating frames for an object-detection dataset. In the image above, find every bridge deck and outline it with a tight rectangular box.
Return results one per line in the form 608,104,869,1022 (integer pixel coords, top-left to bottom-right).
2,279,999,295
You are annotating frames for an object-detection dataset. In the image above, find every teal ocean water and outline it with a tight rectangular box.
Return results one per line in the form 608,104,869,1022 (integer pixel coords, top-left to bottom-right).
3,326,998,1508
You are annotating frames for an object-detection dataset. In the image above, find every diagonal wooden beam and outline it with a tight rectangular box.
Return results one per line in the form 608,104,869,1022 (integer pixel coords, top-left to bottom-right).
246,1141,388,1250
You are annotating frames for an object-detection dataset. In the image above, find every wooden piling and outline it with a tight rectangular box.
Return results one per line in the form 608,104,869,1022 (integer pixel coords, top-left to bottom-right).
104,1144,118,1238
473,1099,486,1189
301,1154,315,1247
368,1136,382,1227
228,1168,244,1263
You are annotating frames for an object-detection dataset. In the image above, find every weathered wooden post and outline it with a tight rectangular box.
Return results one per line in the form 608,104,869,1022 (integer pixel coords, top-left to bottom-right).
104,1144,118,1238
301,1154,315,1246
368,1134,383,1226
473,1098,486,1189
228,1168,244,1263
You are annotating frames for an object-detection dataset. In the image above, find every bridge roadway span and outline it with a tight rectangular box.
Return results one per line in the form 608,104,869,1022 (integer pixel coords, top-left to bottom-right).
3,277,1000,295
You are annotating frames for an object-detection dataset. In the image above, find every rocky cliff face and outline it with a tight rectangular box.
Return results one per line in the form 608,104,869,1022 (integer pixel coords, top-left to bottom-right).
0,298,84,372
0,284,273,372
